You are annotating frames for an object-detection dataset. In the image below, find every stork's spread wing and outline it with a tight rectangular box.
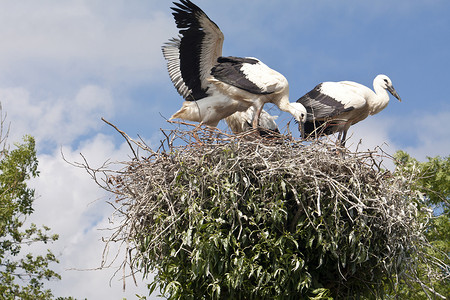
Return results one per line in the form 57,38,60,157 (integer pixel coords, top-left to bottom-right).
162,37,199,100
163,0,224,101
211,56,288,95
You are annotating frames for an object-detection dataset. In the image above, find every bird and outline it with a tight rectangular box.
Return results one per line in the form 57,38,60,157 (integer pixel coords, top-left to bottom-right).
163,36,280,134
225,106,280,136
162,0,306,132
296,74,402,146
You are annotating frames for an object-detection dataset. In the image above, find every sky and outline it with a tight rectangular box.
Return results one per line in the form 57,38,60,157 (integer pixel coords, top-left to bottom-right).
1,0,449,299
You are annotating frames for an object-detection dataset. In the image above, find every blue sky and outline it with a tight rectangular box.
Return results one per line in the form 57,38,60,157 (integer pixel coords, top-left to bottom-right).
1,1,449,299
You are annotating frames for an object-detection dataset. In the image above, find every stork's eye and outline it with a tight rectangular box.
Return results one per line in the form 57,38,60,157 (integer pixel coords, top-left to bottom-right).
384,79,389,83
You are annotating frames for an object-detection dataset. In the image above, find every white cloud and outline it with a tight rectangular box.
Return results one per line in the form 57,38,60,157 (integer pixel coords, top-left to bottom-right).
346,116,396,152
345,111,450,167
2,80,164,298
0,84,157,298
0,1,175,89
0,85,114,149
26,133,154,299
396,110,450,160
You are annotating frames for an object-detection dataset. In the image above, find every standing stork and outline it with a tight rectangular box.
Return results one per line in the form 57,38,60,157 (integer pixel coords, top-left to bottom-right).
297,74,401,146
162,0,306,131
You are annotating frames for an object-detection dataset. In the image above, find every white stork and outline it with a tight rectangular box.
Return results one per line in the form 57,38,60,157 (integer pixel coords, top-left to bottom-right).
162,0,306,131
297,74,402,146
225,106,280,135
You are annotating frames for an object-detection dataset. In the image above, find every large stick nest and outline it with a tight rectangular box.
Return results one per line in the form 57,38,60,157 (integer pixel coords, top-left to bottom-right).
87,123,446,299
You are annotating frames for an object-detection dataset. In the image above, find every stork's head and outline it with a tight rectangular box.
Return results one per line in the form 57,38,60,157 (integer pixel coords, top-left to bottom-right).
375,74,402,102
290,102,307,138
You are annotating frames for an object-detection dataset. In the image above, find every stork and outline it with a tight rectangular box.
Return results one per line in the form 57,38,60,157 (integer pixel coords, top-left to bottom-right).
162,0,306,131
225,106,279,135
297,74,401,146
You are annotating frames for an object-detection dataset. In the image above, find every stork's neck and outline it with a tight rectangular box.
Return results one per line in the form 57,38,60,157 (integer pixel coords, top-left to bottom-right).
369,83,390,115
277,94,291,111
275,92,305,124
275,91,294,115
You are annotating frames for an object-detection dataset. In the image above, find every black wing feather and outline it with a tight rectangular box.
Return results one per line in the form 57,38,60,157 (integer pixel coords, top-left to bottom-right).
211,56,272,95
169,0,214,100
298,83,355,137
162,37,195,100
297,83,354,121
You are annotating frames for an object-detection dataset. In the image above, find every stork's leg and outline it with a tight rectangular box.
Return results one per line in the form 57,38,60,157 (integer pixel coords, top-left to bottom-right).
337,131,343,145
340,129,348,147
252,104,264,129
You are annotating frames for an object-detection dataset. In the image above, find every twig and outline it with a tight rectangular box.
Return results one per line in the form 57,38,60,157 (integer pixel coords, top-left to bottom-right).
102,117,138,159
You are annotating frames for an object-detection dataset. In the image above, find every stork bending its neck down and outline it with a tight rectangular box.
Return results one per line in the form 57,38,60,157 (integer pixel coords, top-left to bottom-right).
162,0,306,132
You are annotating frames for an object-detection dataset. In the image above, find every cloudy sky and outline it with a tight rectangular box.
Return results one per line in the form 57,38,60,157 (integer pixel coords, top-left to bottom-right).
1,0,449,299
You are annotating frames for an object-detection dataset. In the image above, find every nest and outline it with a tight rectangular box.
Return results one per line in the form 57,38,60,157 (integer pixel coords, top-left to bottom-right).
84,121,447,299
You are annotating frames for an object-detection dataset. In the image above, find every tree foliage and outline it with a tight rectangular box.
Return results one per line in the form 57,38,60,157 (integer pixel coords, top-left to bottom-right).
392,151,450,299
395,151,449,213
0,135,61,299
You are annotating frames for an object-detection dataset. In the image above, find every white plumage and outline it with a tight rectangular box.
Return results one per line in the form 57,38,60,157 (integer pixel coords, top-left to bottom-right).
297,74,402,146
225,107,279,135
162,0,306,131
